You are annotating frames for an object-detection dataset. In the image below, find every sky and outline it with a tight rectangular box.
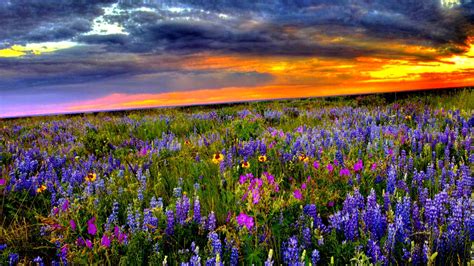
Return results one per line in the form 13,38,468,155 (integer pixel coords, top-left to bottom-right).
0,0,474,118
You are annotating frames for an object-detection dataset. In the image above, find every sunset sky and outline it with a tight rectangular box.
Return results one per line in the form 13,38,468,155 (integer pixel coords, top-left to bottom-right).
1,0,474,117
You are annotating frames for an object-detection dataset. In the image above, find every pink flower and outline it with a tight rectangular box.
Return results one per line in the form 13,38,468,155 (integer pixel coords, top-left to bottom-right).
353,159,363,172
371,163,377,171
138,147,148,157
236,212,254,230
301,183,307,190
85,239,93,249
293,189,303,200
327,163,334,173
0,178,6,186
69,220,76,231
101,234,111,248
87,216,97,235
313,161,320,169
339,168,351,177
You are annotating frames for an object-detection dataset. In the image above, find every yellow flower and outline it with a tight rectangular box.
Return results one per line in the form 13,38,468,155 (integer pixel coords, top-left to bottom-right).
405,115,412,121
36,184,47,193
258,155,267,162
85,172,97,182
298,153,309,163
212,153,224,164
184,139,191,146
241,161,250,168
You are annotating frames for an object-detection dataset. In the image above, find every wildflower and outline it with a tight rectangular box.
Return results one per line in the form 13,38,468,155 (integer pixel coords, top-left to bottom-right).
265,249,274,266
405,115,412,121
69,220,76,231
230,247,239,266
85,239,93,249
101,234,111,248
298,153,309,163
327,163,334,173
241,161,250,169
208,231,222,255
236,212,254,230
370,163,377,171
33,256,44,266
353,159,363,172
212,153,224,164
339,168,351,177
85,173,96,182
36,184,47,193
208,211,216,231
184,139,191,146
193,196,201,224
282,236,299,264
258,155,267,162
165,209,175,235
0,178,6,186
311,249,320,265
87,216,97,235
313,160,320,169
293,189,303,200
9,253,19,266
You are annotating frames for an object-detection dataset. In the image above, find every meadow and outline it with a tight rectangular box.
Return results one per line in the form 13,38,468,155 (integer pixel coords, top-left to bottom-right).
0,89,473,265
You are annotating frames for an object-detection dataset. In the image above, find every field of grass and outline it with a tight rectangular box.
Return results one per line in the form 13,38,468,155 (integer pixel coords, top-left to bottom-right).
0,89,473,265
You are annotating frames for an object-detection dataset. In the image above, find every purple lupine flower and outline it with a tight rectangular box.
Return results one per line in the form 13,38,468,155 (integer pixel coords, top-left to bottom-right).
8,253,19,266
0,178,5,186
208,211,216,231
230,247,239,266
165,209,175,235
367,239,386,264
127,205,139,233
33,256,44,266
236,212,254,231
395,196,411,242
208,231,222,255
143,208,158,232
311,249,320,265
302,227,311,248
87,216,97,235
106,201,119,231
387,166,396,194
193,196,201,224
282,236,299,264
364,189,386,241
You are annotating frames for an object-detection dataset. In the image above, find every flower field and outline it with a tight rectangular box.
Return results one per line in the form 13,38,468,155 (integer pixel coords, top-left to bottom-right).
0,90,473,265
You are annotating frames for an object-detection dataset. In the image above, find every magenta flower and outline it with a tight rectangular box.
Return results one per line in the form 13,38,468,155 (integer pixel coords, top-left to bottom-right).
0,178,6,186
371,163,377,171
301,183,307,190
327,163,334,173
76,237,85,246
313,161,320,169
353,159,363,172
236,212,254,230
101,234,111,248
87,216,97,235
339,168,351,177
61,200,69,212
85,239,93,249
69,220,76,231
294,189,303,200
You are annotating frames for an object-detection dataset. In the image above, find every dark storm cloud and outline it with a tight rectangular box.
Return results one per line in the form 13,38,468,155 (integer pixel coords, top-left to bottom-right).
0,0,115,47
70,0,474,58
0,0,473,94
